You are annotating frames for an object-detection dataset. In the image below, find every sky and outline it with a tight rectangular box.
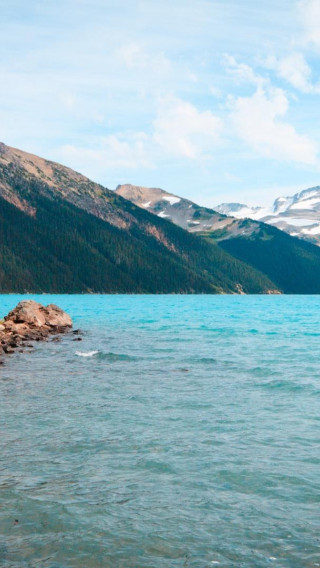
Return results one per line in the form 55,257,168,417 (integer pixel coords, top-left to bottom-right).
1,0,320,207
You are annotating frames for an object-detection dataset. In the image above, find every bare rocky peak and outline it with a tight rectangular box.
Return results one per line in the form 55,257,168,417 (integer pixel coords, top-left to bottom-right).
0,142,139,230
116,183,183,208
115,183,260,240
116,183,222,232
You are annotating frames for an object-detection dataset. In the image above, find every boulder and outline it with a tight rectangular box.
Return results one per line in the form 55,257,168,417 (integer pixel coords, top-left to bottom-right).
5,300,46,327
44,304,72,329
5,301,72,330
0,301,72,364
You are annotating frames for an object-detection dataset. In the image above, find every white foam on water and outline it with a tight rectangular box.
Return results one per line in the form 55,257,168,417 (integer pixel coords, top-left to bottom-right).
76,350,98,357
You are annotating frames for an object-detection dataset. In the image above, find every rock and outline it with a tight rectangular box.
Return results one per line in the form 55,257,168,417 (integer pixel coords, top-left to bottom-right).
5,300,46,327
0,301,72,364
4,347,15,354
5,301,72,330
44,304,72,329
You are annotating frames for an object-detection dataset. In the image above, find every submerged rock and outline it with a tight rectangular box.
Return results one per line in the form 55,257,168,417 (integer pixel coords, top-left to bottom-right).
0,300,72,364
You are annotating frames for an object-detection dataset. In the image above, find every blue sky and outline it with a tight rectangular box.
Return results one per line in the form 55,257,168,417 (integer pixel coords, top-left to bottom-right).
1,0,320,207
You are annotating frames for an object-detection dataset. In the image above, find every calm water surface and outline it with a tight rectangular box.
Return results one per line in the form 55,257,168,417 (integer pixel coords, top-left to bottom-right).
0,295,319,567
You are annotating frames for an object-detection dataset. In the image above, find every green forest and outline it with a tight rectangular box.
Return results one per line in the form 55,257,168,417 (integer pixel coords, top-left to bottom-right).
0,163,274,293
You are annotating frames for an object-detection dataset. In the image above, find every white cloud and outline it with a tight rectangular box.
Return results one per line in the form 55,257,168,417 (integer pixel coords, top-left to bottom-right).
153,96,223,159
59,132,153,174
299,0,320,50
229,85,318,165
117,43,172,74
223,54,266,86
264,53,320,93
210,86,222,97
57,96,224,176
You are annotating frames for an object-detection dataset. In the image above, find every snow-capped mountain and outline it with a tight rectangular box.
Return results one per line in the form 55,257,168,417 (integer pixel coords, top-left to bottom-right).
115,182,320,294
215,187,320,245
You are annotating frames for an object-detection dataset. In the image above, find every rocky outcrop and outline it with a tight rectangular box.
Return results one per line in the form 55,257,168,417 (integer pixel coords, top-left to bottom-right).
0,300,72,363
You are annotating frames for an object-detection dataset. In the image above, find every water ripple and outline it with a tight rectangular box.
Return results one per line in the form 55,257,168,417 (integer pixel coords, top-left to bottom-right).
1,295,320,567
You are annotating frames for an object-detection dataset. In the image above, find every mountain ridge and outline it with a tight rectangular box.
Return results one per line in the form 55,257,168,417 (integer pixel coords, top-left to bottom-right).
0,142,276,294
215,186,320,246
115,183,320,294
115,183,262,240
3,141,320,294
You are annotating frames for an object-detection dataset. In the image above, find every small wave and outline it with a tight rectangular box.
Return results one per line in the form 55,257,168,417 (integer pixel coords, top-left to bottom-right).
75,350,137,362
258,379,311,392
196,357,217,364
138,458,176,474
250,366,278,377
186,357,217,365
75,350,98,357
97,352,137,362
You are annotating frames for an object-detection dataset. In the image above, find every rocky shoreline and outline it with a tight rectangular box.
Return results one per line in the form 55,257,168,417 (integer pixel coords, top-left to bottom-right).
0,300,72,364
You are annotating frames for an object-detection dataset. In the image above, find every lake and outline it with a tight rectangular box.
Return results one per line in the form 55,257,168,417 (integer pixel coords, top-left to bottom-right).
0,295,319,567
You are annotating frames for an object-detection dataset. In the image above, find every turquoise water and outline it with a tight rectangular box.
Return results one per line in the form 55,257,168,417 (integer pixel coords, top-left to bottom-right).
0,295,319,568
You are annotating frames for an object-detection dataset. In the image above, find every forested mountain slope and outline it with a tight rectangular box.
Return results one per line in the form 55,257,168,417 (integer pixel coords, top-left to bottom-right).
0,143,275,294
116,183,320,294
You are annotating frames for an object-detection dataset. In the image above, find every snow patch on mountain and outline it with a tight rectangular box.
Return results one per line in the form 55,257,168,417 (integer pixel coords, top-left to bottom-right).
158,211,170,218
163,195,181,205
215,186,320,245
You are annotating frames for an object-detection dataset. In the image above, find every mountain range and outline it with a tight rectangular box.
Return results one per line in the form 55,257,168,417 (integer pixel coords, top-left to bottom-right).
0,142,275,294
2,141,320,294
215,187,320,246
115,183,320,294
